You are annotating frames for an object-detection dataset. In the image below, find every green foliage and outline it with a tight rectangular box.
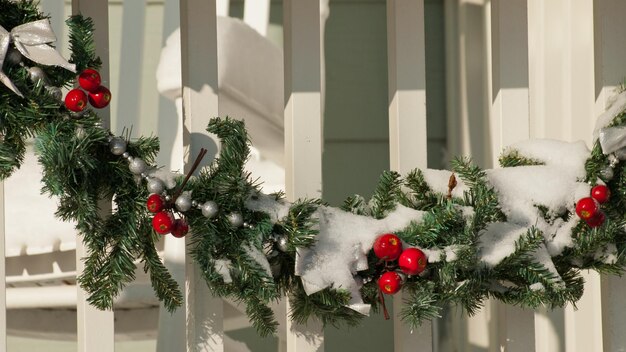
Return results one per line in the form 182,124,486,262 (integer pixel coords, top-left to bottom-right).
7,0,626,338
499,149,544,168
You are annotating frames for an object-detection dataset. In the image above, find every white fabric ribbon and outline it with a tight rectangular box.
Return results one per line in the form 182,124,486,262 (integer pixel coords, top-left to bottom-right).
599,126,626,159
0,19,76,97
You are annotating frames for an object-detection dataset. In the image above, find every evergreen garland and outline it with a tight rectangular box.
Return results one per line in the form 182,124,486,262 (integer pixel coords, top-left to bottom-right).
4,0,626,338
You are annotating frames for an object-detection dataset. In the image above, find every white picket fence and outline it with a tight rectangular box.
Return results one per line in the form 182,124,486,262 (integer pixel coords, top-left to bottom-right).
3,0,626,351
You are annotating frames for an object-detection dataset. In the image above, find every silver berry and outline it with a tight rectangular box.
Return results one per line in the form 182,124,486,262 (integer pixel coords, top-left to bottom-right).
110,137,127,156
28,66,47,85
191,200,198,207
46,86,62,100
175,193,193,212
601,167,614,181
129,158,147,174
276,235,289,252
201,201,218,218
164,195,172,202
227,212,244,227
147,178,165,194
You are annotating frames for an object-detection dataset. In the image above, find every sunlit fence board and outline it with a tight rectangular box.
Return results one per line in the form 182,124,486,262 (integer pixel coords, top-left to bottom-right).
490,1,535,351
283,0,325,351
70,1,115,351
179,1,223,351
386,1,431,351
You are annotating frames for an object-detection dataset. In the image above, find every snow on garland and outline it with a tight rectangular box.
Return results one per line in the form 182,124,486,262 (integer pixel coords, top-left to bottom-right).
3,0,626,337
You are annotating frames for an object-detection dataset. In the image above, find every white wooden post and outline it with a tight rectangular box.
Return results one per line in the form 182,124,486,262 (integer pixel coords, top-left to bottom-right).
490,1,537,351
386,1,431,351
283,0,325,351
595,1,626,351
115,0,146,132
243,0,271,37
70,1,115,351
179,1,223,351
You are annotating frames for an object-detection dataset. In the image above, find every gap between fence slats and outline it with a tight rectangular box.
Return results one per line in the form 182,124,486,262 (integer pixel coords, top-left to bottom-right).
595,1,626,351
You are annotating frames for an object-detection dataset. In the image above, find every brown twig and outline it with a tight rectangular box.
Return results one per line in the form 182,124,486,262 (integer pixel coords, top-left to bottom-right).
173,148,207,201
447,173,457,200
379,288,390,320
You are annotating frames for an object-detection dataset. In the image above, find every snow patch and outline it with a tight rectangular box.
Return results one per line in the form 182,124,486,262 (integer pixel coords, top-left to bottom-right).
243,244,274,279
246,193,291,223
478,222,528,267
421,169,469,198
215,259,233,283
295,205,425,315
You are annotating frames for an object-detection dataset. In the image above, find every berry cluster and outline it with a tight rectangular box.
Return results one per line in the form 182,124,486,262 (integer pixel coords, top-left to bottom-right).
64,69,111,112
147,194,190,238
372,233,427,295
575,184,610,228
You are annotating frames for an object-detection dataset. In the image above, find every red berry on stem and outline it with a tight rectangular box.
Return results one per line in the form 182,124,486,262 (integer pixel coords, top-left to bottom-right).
585,211,606,228
152,211,174,235
398,248,428,275
171,218,189,238
88,85,111,108
64,89,88,112
373,233,403,261
78,69,101,92
146,194,165,213
575,197,598,220
591,185,610,204
378,271,402,295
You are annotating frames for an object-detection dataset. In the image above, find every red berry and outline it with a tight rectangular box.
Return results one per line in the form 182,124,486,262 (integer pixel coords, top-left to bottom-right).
585,211,606,228
152,211,174,235
591,185,610,204
171,218,189,238
575,197,599,220
373,233,403,261
88,85,111,108
378,271,402,295
146,194,165,213
398,248,428,275
78,69,101,92
64,89,88,112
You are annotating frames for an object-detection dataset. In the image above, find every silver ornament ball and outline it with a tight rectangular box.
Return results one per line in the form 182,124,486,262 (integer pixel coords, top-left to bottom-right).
276,235,289,252
46,86,62,101
201,201,218,218
129,157,147,175
110,137,127,156
28,66,47,85
227,212,244,227
601,167,614,181
147,178,165,194
175,194,193,212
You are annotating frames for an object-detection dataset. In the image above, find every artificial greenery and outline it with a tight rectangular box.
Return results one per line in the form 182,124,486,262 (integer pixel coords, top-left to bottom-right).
4,0,626,338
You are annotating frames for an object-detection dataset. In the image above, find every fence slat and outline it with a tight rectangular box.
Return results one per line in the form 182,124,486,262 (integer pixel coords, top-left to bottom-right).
595,1,626,351
115,0,146,132
70,2,115,351
490,1,536,351
243,0,270,37
179,1,223,351
283,0,324,350
386,1,431,351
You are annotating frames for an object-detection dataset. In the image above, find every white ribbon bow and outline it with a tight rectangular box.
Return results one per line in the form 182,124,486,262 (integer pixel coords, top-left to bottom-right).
0,19,76,97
